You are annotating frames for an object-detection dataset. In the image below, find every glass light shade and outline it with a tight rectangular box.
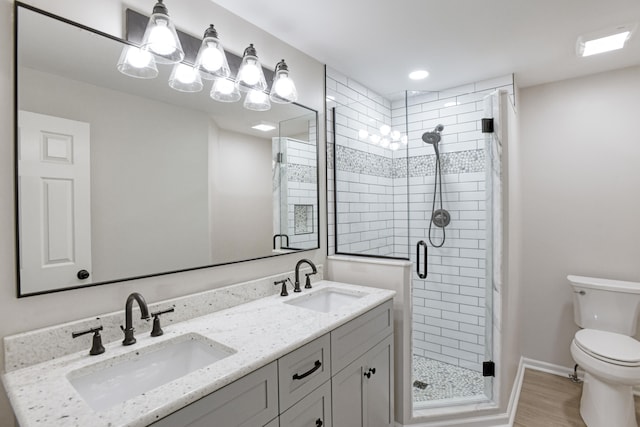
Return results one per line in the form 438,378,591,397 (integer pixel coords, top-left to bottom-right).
380,138,390,148
168,63,203,92
390,142,400,151
269,59,298,103
236,44,267,92
243,89,271,111
390,130,401,141
380,124,391,136
358,129,369,139
210,77,241,102
140,1,184,64
370,134,381,144
116,45,158,79
195,25,230,80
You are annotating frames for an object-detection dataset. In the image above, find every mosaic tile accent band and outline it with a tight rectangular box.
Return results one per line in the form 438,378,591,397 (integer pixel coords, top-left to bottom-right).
335,145,393,178
287,164,317,183
394,149,485,178
335,145,485,178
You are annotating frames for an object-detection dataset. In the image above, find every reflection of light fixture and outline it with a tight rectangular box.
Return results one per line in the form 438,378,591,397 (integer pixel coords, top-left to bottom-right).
370,134,381,144
444,101,459,107
390,130,401,141
117,45,158,78
168,63,203,92
252,121,276,132
269,59,298,103
195,25,230,79
380,138,390,148
244,89,271,111
358,125,406,150
358,129,369,139
577,25,635,57
140,0,184,64
210,77,241,102
390,142,400,151
401,135,408,145
236,44,267,92
380,124,391,136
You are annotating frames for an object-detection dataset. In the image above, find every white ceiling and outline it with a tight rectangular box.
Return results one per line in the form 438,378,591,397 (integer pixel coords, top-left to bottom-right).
210,0,640,97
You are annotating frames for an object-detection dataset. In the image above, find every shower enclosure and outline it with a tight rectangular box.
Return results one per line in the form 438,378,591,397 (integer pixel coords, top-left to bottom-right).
327,68,512,412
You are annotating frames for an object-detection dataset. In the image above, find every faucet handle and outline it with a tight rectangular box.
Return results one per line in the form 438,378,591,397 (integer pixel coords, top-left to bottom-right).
304,272,316,289
274,278,292,296
150,307,175,337
72,325,105,356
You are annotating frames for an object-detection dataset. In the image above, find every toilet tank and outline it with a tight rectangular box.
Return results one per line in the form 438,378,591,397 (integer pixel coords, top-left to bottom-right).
568,275,640,336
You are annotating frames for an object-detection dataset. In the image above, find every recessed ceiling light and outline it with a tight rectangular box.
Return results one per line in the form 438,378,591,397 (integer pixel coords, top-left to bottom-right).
409,70,429,80
577,24,636,57
252,122,276,132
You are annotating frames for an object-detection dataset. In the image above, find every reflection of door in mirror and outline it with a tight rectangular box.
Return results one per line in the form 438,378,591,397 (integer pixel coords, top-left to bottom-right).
18,111,92,294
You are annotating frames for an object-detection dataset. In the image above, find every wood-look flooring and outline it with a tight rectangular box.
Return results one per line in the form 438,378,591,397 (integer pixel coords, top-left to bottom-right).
513,369,640,426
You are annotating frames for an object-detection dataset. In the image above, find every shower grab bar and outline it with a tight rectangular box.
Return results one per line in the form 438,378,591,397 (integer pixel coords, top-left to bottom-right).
416,240,428,279
273,234,289,250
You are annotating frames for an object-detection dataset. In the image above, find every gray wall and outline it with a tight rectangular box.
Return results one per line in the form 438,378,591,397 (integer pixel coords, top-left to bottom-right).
0,0,325,424
519,65,640,368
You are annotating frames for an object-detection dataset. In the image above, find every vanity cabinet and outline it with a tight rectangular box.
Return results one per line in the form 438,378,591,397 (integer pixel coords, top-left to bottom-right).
151,361,278,427
152,300,393,427
332,335,393,427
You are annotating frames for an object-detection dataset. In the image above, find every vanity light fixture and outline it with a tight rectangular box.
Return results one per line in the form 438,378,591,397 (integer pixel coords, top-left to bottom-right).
577,24,635,57
269,60,298,103
139,0,184,64
251,121,277,132
195,25,230,80
116,45,158,79
210,77,241,102
168,63,203,92
244,89,271,111
236,44,268,92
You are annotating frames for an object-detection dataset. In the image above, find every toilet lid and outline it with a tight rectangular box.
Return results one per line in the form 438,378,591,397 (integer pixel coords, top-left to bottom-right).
575,329,640,365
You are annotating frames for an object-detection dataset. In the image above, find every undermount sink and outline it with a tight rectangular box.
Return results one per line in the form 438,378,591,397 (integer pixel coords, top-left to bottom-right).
67,333,235,412
285,287,365,313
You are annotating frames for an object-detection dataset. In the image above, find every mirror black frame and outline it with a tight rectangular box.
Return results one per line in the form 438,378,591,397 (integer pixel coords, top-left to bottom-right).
14,2,320,297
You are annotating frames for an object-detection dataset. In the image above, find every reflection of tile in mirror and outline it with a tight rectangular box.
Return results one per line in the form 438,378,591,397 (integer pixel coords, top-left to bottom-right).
294,204,313,235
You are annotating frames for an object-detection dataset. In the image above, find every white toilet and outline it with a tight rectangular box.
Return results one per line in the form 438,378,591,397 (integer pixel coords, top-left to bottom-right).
569,275,640,427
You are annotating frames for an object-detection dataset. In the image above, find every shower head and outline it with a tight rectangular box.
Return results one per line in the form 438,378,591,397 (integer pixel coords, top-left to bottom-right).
421,124,445,145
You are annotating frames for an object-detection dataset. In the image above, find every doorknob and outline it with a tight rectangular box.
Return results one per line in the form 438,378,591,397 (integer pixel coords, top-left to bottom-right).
77,270,90,280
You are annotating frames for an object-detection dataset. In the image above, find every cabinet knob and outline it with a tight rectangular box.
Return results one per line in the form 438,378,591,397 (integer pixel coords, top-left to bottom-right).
77,269,90,280
316,419,323,427
364,370,371,379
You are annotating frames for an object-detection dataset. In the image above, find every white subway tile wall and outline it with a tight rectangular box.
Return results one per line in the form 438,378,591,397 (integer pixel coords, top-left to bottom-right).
326,67,513,372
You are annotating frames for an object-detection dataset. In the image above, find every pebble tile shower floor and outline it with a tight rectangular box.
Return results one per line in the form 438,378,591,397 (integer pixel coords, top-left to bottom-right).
412,355,484,402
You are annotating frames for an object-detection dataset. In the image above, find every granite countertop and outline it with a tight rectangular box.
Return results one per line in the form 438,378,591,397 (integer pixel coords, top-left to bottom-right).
3,280,395,427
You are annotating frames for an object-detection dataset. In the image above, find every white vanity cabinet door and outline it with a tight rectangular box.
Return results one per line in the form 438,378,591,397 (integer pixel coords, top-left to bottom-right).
278,333,331,412
280,380,332,427
331,334,394,427
151,361,278,427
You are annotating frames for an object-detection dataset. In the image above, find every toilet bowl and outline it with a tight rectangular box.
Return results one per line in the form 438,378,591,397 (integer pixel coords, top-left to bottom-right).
568,275,640,427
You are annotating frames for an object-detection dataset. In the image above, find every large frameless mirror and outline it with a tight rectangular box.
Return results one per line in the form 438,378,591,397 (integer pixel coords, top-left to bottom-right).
15,4,319,296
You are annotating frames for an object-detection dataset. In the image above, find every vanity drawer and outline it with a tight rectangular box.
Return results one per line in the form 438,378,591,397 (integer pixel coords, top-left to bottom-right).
152,361,278,427
280,379,332,427
278,333,331,411
331,299,393,374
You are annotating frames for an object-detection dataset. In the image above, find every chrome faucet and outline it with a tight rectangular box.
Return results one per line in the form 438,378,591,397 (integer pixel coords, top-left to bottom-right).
120,292,150,346
294,259,318,292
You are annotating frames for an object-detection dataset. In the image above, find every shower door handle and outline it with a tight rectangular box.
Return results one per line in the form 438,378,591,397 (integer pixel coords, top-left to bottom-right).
416,240,428,279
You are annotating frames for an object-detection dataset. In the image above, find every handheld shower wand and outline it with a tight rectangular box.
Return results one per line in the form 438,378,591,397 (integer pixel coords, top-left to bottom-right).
421,124,449,248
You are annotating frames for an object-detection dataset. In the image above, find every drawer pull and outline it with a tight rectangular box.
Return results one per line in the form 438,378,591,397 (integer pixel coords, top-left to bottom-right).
292,360,322,380
364,367,376,378
316,419,323,427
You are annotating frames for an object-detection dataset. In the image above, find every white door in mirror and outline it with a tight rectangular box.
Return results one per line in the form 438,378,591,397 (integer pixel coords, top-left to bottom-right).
18,111,92,294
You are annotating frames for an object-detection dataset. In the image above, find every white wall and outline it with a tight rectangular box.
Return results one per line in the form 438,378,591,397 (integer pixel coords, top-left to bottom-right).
0,0,325,424
519,65,640,368
210,129,273,263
